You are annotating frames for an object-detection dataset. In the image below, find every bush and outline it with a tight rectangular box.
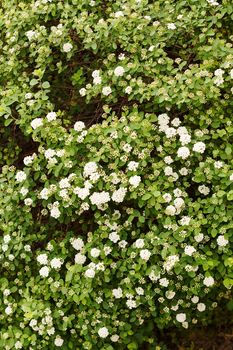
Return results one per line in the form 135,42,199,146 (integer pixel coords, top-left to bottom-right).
0,0,233,349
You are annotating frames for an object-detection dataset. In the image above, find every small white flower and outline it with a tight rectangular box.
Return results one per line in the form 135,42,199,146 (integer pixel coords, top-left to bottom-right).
111,334,119,342
127,161,139,171
197,303,206,312
176,313,186,323
75,253,86,265
109,232,120,243
3,235,11,244
92,70,100,78
46,112,57,121
191,296,199,304
24,198,33,206
85,268,95,278
114,66,125,77
165,205,176,216
40,188,50,200
177,146,190,159
79,88,87,96
37,254,48,265
126,299,137,309
102,86,112,96
193,142,206,154
163,193,172,203
112,287,123,298
15,171,27,183
31,118,43,129
5,305,13,315
194,233,204,243
90,248,100,258
198,185,210,195
230,174,233,181
50,258,63,269
98,327,109,338
39,266,50,277
159,278,169,287
50,207,61,219
203,276,215,287
15,341,23,349
184,245,196,256
74,121,85,132
167,23,176,30
216,235,228,247
129,175,141,187
135,239,144,248
26,30,36,40
112,188,127,203
23,155,34,166
63,42,73,52
54,337,64,347
71,238,84,251
125,86,132,94
140,249,151,261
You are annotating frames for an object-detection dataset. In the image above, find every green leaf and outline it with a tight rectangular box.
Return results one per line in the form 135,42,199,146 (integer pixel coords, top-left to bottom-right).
227,190,233,201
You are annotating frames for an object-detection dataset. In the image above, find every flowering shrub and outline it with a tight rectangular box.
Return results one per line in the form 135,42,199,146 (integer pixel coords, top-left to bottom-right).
0,0,233,349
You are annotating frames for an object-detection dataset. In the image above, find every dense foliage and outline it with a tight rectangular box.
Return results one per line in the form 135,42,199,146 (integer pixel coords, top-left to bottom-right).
0,0,233,349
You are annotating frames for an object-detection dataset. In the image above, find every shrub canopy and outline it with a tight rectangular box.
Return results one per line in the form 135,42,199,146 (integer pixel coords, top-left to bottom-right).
0,0,233,349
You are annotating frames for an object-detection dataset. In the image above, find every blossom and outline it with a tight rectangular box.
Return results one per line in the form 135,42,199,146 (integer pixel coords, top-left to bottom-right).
15,171,27,182
112,287,123,298
98,327,109,338
90,191,110,206
140,249,151,261
109,232,120,243
79,88,87,96
194,233,204,243
216,235,228,247
15,341,23,349
126,299,137,309
85,268,95,278
46,112,57,121
26,30,36,40
40,188,50,200
37,253,48,265
176,313,186,323
75,253,86,264
54,337,64,347
193,142,206,154
198,185,210,195
111,334,119,342
135,239,144,248
74,187,89,200
125,86,132,94
71,238,84,251
50,258,63,269
23,155,34,166
114,66,125,77
63,42,73,52
112,188,127,203
203,276,215,287
24,198,33,206
184,245,196,256
5,306,13,315
129,175,141,187
165,205,176,216
102,86,112,96
177,146,190,159
59,178,70,189
163,193,172,203
197,303,206,312
191,296,199,304
50,207,61,218
83,162,98,177
39,266,50,277
74,121,85,132
31,118,43,129
159,278,169,287
90,248,100,258
167,23,176,30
